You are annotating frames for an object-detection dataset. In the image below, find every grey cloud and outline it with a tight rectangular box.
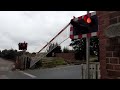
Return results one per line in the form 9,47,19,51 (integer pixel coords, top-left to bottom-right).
0,11,93,53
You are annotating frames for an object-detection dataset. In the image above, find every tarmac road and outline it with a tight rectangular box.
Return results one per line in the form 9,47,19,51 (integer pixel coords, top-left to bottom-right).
0,58,82,79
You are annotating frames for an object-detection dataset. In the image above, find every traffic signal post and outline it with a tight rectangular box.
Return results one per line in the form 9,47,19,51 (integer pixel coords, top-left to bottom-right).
70,11,98,79
18,41,28,70
86,11,90,79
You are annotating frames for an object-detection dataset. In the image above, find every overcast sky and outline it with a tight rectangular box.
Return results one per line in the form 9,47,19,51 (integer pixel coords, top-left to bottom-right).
0,11,94,53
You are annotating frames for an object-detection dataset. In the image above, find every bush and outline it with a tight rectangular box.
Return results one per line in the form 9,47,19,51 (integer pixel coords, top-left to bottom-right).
42,57,67,68
1,49,18,62
63,47,69,53
35,60,42,69
42,61,56,68
54,58,67,65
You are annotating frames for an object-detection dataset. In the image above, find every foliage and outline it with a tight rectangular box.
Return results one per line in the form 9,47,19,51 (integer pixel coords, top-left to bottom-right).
63,47,70,53
0,49,23,62
32,52,36,55
0,50,1,57
70,38,86,60
46,43,62,57
34,60,42,69
42,57,67,68
90,36,99,56
70,36,99,60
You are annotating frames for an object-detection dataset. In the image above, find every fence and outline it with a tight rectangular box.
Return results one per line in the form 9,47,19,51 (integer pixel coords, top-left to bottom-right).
81,62,100,79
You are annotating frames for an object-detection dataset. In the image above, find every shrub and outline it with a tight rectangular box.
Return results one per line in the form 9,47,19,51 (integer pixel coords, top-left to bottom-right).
42,57,67,68
35,60,42,69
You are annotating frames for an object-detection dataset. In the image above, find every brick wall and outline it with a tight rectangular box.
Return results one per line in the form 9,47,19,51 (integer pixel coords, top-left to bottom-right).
56,53,75,63
106,37,120,78
97,11,120,79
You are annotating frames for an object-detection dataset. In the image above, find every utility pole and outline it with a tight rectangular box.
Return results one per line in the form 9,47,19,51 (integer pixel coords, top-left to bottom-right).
86,11,90,79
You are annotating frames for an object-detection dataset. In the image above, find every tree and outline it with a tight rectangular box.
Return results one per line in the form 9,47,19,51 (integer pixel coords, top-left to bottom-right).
70,38,86,60
0,50,1,57
1,49,8,58
46,43,62,57
90,36,99,56
1,49,18,62
32,52,36,55
70,36,99,60
53,43,62,53
63,47,69,53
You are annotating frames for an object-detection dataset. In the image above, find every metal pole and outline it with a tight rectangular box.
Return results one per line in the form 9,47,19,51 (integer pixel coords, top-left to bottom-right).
81,64,83,79
86,11,90,79
23,50,26,70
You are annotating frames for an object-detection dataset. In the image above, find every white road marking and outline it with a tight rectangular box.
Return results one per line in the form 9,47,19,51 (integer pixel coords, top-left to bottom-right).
19,71,37,78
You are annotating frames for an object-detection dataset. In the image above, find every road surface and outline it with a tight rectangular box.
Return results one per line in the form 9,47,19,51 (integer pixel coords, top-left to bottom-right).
0,58,82,79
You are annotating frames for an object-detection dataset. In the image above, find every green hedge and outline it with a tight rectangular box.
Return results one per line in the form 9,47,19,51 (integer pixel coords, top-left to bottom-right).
42,57,67,68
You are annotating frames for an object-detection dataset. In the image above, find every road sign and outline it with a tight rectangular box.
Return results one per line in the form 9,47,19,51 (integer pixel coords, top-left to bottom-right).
70,12,98,39
18,41,28,50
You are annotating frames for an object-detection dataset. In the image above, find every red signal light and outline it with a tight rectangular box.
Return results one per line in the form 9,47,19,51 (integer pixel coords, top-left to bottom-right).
83,15,88,22
84,15,91,24
87,17,91,23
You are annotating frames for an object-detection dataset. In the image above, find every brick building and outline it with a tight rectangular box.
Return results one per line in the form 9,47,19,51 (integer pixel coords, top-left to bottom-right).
97,11,120,79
